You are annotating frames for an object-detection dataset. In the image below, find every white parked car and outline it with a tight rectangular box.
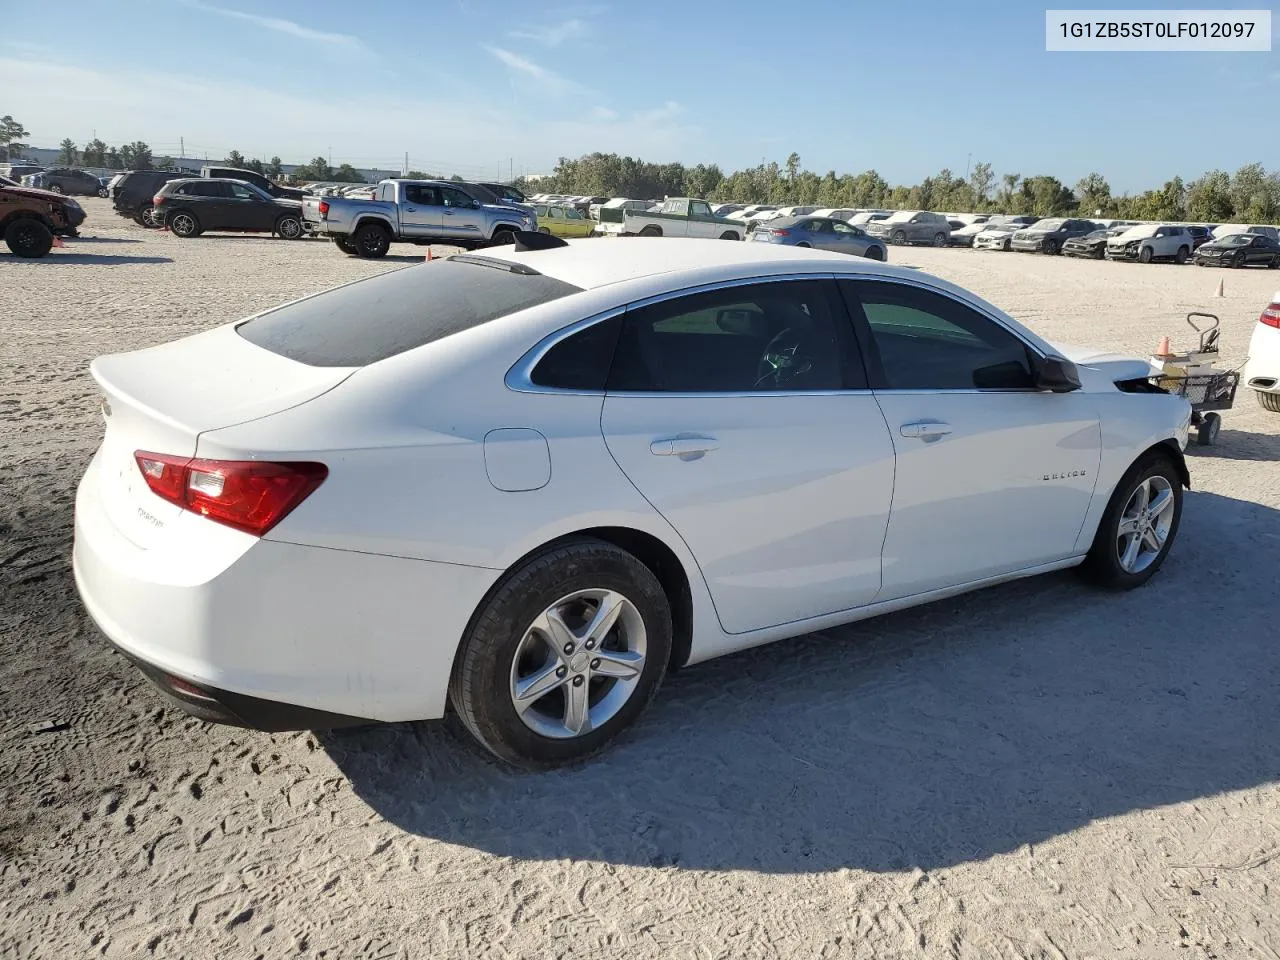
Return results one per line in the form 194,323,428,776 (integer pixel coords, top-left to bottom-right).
73,238,1192,768
973,221,1024,251
1244,292,1280,412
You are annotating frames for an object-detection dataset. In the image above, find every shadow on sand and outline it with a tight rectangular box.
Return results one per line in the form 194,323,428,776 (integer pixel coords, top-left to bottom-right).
323,490,1280,874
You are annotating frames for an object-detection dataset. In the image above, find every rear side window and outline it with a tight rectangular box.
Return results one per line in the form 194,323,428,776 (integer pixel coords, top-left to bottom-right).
530,315,623,390
237,257,583,367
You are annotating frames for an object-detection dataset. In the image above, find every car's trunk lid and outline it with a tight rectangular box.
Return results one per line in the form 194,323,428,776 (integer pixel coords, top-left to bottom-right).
90,324,353,548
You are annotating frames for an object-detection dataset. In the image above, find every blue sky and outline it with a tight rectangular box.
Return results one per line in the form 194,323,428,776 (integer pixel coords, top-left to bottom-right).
1,0,1277,191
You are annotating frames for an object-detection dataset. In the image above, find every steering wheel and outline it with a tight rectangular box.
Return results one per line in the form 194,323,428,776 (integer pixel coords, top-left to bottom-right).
755,328,815,388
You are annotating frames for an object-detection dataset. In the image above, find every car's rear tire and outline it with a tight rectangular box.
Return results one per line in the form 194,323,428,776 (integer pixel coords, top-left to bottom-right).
353,222,390,258
863,245,885,261
275,215,303,240
933,231,948,247
1175,246,1189,264
4,218,54,258
719,231,739,240
333,236,358,255
1043,239,1059,255
169,211,200,238
1270,256,1280,269
449,538,672,769
1257,390,1280,413
1139,246,1153,264
1079,452,1183,590
639,225,662,237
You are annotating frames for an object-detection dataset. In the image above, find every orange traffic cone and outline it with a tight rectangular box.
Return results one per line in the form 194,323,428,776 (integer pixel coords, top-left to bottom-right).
1213,278,1224,298
1155,336,1172,357
424,247,433,262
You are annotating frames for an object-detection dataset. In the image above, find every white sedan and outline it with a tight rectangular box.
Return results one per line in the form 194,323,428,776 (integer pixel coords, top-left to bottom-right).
73,238,1193,767
1245,293,1280,412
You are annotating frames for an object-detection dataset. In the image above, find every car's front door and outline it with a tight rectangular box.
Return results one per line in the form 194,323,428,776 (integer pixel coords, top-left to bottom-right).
799,218,837,250
600,278,896,635
440,185,487,242
226,182,275,231
831,219,866,254
399,184,443,238
841,278,1100,600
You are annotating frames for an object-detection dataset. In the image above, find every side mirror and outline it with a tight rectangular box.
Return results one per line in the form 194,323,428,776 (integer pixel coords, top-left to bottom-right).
1035,355,1082,393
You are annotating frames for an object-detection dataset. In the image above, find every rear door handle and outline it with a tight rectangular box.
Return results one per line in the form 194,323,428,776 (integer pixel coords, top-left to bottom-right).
650,436,719,458
900,421,952,440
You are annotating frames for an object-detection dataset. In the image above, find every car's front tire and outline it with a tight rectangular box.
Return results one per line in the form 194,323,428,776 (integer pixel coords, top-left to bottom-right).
1139,246,1154,264
4,218,54,258
1080,452,1183,589
1257,390,1280,413
449,538,672,769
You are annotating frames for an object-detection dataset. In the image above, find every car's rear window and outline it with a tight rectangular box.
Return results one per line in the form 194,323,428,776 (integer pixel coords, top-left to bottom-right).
236,256,582,367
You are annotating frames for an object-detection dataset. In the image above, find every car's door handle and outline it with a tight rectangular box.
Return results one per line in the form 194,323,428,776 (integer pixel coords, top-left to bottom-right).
900,421,952,440
404,206,417,212
650,436,719,458
443,210,455,216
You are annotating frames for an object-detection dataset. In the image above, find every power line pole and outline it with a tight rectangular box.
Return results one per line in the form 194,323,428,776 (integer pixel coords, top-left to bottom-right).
403,151,408,176
965,152,972,180
180,136,184,159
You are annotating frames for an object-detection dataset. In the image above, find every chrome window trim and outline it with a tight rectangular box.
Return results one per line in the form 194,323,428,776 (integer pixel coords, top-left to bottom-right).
504,270,1058,397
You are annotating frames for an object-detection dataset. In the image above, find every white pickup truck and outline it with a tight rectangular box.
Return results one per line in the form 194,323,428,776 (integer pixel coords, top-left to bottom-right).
302,179,535,258
619,197,745,240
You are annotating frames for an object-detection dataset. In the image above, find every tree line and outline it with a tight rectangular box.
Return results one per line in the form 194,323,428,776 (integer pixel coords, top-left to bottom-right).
520,152,1280,224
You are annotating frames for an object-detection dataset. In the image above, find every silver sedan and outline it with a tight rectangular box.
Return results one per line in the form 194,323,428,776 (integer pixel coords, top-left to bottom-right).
749,216,887,260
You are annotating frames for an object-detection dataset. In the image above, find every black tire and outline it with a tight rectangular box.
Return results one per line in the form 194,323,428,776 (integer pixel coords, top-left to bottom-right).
891,229,907,245
1257,390,1280,413
139,204,163,229
449,538,673,769
1094,245,1105,259
1232,251,1246,268
169,210,200,238
1175,246,1189,265
1196,412,1221,446
933,231,948,247
1079,452,1183,589
537,226,551,234
796,241,811,248
639,225,662,237
862,245,885,261
1139,246,1153,264
97,188,109,198
1002,239,1011,251
489,228,517,247
719,231,739,240
333,236,358,255
1269,256,1280,269
353,222,390,258
275,215,303,240
1043,239,1059,255
49,183,64,194
4,218,54,258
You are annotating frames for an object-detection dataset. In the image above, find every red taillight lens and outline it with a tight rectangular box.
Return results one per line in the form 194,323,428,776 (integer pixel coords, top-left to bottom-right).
134,452,327,536
1261,302,1280,329
153,194,164,205
769,228,791,237
318,200,329,217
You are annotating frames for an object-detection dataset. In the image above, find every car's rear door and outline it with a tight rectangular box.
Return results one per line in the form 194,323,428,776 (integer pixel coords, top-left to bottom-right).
225,182,273,231
841,278,1100,600
600,277,896,635
399,184,443,238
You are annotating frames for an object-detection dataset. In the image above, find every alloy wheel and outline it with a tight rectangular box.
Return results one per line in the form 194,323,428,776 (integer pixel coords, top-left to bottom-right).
509,588,647,739
1115,475,1175,573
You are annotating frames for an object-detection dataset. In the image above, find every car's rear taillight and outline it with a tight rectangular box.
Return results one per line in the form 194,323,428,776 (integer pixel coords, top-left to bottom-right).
1261,300,1280,329
766,228,791,237
153,194,164,205
318,200,329,218
135,452,327,536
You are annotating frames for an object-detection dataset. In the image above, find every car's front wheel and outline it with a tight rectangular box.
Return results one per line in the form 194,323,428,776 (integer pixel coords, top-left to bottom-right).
933,231,948,247
4,218,54,258
1080,452,1183,589
863,245,885,261
1139,246,1154,264
449,538,672,768
275,215,303,240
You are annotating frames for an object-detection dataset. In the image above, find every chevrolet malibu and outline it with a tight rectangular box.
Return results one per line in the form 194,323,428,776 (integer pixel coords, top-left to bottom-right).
73,237,1193,768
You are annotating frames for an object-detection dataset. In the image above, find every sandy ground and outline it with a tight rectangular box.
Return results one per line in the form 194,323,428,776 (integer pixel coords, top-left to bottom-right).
2,198,1279,959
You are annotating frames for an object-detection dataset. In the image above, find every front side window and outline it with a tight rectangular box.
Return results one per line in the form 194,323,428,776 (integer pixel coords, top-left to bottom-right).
440,187,474,207
832,221,858,235
228,183,261,200
689,201,711,217
844,281,1036,391
607,281,852,393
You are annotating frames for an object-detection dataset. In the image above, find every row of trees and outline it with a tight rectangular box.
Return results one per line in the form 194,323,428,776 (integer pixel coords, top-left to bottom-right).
522,152,1280,224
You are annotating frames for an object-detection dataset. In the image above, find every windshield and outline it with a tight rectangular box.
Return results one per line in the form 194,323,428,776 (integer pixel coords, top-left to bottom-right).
1217,234,1254,246
884,211,915,223
1117,225,1158,240
1032,218,1065,231
237,257,582,367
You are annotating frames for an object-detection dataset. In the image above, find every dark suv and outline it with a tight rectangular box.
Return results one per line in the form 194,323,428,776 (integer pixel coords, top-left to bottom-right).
26,168,103,196
110,170,185,227
477,181,528,204
155,178,305,239
1010,217,1098,255
200,166,306,200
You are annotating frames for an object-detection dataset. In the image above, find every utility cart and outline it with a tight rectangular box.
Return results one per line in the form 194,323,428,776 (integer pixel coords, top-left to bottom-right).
1150,312,1240,446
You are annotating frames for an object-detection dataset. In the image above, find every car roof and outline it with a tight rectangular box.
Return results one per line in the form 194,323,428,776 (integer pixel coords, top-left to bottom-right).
481,237,909,291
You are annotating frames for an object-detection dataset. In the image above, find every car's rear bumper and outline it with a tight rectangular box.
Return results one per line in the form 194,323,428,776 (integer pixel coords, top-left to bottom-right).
73,452,501,726
1244,322,1280,395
